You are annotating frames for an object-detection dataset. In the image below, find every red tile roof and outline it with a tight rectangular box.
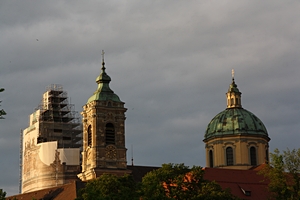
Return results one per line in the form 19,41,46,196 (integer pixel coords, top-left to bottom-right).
203,167,270,200
6,181,85,200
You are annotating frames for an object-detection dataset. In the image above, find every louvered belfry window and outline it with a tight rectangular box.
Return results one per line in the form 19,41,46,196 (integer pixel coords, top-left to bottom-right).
105,123,115,145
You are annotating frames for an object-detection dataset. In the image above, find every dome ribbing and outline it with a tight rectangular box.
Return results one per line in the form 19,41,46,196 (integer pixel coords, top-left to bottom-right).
204,108,268,140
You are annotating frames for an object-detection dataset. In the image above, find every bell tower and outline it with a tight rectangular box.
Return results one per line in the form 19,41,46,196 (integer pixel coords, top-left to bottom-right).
78,51,130,181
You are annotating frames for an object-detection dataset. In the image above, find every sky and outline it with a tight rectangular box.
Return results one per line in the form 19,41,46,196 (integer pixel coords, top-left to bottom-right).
1,0,300,196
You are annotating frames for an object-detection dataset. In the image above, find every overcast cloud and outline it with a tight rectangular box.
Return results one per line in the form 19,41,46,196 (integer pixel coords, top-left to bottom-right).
1,0,300,196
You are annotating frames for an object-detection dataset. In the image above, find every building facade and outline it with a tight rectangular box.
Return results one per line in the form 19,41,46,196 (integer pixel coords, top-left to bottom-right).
21,85,82,193
203,74,270,170
78,56,130,181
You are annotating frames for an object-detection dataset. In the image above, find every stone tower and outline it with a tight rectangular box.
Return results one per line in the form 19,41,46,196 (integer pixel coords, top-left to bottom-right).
78,53,130,181
203,71,270,170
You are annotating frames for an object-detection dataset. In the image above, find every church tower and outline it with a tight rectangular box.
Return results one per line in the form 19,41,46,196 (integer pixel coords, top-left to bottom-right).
203,71,270,170
78,52,130,181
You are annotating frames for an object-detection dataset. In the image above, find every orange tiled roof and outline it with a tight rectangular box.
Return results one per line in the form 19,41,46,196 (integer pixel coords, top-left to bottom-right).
6,181,85,200
203,167,270,200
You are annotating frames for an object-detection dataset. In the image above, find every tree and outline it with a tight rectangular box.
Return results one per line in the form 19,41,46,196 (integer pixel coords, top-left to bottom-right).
0,88,6,119
260,148,300,200
141,163,239,200
76,174,140,200
0,189,6,200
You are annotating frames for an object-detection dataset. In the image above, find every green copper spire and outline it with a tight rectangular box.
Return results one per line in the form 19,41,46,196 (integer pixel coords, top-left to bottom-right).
87,51,121,103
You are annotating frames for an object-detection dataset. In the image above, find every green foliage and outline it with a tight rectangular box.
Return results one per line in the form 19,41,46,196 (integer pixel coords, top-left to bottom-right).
260,148,300,200
76,174,139,200
0,88,6,119
0,189,6,200
141,163,239,200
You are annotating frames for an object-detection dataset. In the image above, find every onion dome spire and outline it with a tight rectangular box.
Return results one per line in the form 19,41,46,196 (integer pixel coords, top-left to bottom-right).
87,50,121,103
95,50,111,84
226,69,242,108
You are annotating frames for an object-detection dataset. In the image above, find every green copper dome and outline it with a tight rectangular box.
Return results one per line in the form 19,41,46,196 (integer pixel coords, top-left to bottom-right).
87,61,121,104
204,108,268,140
204,73,269,141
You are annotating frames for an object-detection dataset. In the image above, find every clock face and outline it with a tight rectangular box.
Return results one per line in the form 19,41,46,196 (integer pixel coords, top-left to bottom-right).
105,145,117,159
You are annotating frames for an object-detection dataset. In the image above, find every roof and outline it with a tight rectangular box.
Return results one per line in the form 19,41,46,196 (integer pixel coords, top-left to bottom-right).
6,181,85,200
7,166,271,200
203,167,270,200
127,165,160,182
204,107,269,141
87,64,121,104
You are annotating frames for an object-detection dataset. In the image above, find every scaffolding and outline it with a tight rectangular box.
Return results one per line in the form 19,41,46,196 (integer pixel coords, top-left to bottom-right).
35,84,82,148
21,84,83,193
19,129,23,194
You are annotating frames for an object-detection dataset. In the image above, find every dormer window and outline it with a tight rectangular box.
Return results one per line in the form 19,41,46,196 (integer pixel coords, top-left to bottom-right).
239,185,251,196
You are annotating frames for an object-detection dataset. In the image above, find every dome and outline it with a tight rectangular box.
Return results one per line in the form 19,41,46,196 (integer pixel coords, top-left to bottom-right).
96,71,111,83
87,59,121,104
204,107,268,140
203,71,270,169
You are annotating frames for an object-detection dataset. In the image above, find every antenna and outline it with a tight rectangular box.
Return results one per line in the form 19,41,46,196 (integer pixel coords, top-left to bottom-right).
131,144,134,166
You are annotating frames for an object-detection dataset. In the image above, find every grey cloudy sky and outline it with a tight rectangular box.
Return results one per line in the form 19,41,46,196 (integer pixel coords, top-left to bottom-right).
1,0,300,196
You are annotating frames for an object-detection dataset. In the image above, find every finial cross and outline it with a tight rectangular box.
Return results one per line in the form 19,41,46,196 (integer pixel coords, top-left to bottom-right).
232,69,235,79
101,50,106,70
102,50,105,61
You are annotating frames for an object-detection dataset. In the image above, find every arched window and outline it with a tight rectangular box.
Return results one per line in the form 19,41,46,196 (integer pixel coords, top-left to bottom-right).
209,150,213,168
250,147,257,166
226,147,233,166
230,98,234,105
105,123,115,145
236,98,239,104
87,125,92,147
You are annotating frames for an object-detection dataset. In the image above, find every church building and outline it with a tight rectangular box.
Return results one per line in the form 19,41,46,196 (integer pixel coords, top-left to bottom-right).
11,62,272,199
